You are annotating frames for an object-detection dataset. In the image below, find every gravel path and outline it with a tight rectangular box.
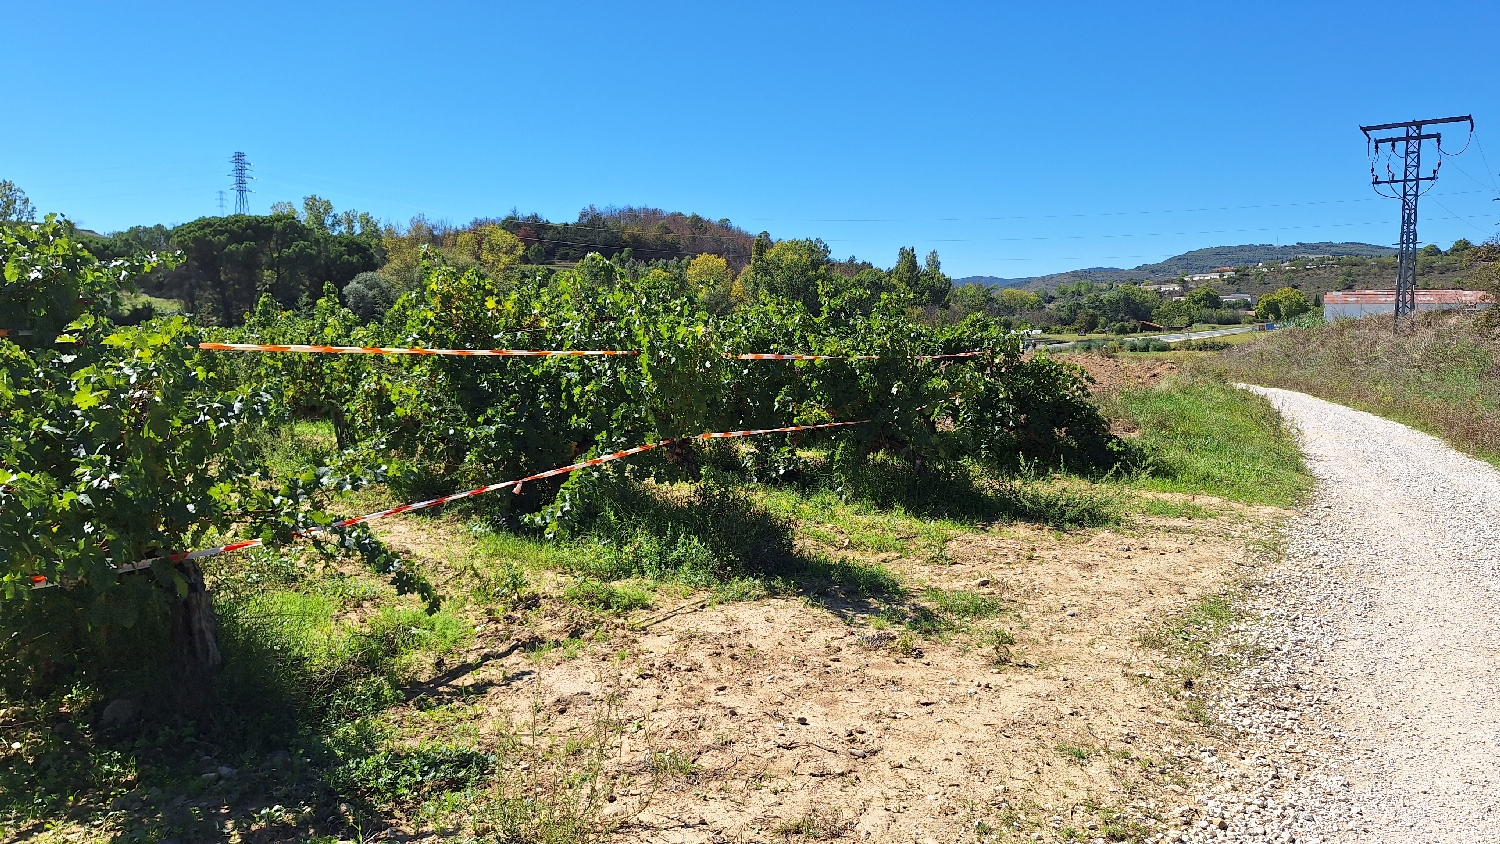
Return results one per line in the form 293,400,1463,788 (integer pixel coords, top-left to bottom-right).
1161,387,1500,843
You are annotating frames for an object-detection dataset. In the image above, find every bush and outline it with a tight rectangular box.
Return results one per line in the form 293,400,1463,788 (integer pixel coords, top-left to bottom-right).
1176,339,1231,351
343,271,395,322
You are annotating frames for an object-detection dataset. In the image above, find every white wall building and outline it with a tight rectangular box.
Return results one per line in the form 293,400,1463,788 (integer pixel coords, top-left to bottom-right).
1323,289,1494,320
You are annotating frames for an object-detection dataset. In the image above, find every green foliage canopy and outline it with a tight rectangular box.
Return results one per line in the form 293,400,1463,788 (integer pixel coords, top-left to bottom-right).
151,213,382,326
1255,286,1312,321
0,219,281,663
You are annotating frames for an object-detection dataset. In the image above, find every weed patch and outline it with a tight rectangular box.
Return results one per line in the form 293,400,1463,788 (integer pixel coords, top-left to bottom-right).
774,806,854,840
1108,376,1311,506
1056,743,1095,764
563,578,654,613
1139,592,1244,690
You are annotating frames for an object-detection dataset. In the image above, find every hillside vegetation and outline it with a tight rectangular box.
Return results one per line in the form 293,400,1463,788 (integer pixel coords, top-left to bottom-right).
959,241,1400,289
959,240,1489,305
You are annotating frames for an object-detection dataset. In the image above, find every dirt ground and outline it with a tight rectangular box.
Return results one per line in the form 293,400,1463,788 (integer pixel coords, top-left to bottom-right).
1059,354,1179,399
373,495,1283,843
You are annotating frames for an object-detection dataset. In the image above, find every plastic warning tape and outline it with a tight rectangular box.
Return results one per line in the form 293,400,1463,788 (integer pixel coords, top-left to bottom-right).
728,353,879,361
198,342,639,357
196,342,982,361
28,419,867,588
727,352,985,361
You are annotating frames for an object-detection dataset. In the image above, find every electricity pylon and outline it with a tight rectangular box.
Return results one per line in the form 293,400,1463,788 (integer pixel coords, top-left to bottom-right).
1360,116,1472,329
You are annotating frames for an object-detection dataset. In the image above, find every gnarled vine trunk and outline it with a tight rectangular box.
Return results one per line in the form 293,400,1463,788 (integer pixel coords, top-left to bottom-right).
168,560,221,713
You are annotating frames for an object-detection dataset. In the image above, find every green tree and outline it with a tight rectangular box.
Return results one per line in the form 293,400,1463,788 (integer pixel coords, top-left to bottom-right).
1075,309,1102,334
1152,299,1196,329
332,208,381,238
751,231,772,263
687,253,739,314
301,195,336,232
0,179,35,223
1099,285,1161,323
1255,287,1312,321
949,282,996,316
454,223,524,277
995,287,1043,315
1185,286,1222,310
889,247,921,300
745,238,833,312
77,224,172,261
915,250,952,308
153,214,381,325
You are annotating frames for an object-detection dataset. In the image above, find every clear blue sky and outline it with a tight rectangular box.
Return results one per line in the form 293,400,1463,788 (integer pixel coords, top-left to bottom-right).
6,0,1499,278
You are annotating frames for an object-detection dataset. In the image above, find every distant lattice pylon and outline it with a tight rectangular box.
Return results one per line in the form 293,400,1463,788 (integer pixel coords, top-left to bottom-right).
228,152,253,214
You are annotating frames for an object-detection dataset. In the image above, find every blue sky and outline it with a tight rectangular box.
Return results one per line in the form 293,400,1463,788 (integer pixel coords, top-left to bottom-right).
5,0,1499,278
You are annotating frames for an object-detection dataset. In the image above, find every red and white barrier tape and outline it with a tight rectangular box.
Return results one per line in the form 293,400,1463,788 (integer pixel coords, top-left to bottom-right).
27,419,867,589
729,352,983,361
198,343,983,361
199,342,639,357
729,352,879,361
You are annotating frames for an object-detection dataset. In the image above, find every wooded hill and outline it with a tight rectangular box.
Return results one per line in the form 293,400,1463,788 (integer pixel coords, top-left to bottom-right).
959,241,1401,291
65,200,763,326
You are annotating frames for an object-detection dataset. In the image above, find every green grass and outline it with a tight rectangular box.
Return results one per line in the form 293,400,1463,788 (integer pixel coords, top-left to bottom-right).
1110,376,1312,506
921,587,1002,619
1140,594,1237,659
1138,591,1243,699
754,485,968,557
774,806,851,839
1138,591,1246,727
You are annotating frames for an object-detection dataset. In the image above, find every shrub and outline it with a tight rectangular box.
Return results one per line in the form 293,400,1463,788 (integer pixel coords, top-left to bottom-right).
343,271,395,322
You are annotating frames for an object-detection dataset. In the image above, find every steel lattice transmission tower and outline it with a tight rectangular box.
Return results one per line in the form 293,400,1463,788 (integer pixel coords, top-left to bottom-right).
228,151,254,214
1359,115,1472,329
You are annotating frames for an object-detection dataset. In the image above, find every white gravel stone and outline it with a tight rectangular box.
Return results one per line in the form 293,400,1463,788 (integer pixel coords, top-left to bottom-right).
1174,387,1500,843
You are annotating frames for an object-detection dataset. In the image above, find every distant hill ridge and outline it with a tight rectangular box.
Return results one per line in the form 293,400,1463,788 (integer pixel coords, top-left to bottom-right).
958,241,1397,290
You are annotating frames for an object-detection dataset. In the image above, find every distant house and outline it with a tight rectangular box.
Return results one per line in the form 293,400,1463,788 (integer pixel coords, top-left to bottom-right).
1222,293,1254,305
1184,267,1236,283
1143,283,1184,295
1323,289,1494,320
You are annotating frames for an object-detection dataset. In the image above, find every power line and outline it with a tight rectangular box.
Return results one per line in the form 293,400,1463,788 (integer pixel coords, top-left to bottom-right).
258,162,1500,227
1427,197,1491,235
1471,130,1500,196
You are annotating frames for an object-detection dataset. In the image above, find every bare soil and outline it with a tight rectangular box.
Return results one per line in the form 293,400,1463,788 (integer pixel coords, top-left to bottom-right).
373,497,1284,842
1061,355,1179,399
